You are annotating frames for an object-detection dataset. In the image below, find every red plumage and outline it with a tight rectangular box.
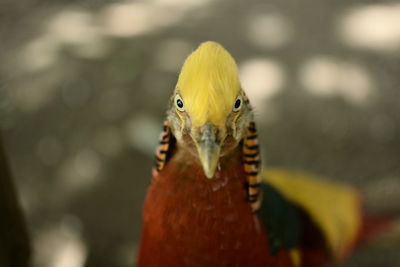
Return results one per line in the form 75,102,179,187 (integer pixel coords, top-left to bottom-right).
138,147,289,266
138,147,329,267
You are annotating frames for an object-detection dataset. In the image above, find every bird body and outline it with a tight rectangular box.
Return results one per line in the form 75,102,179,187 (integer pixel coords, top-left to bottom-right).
137,41,365,267
138,146,294,266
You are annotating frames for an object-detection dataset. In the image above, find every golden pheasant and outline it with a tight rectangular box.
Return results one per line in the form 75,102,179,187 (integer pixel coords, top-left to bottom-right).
137,41,384,266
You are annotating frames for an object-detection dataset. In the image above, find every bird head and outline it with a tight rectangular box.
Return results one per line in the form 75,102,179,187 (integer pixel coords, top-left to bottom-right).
167,41,253,178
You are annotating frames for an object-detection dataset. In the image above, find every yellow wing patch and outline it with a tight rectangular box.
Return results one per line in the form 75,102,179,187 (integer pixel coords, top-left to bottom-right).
288,249,301,267
263,168,362,261
177,41,241,127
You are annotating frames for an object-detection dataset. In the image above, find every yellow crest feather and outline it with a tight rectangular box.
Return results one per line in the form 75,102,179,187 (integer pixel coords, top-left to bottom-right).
177,41,241,127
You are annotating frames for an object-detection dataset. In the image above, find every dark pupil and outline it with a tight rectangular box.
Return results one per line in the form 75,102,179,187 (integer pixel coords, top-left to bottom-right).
177,99,184,108
234,99,241,109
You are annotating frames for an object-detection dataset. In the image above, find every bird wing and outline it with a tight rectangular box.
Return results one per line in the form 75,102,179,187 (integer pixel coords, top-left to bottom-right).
262,168,362,261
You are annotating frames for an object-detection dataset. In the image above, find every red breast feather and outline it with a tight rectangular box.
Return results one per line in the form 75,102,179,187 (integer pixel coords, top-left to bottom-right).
137,148,294,267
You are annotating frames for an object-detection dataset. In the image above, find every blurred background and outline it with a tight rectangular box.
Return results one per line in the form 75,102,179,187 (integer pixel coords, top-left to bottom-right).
0,0,400,266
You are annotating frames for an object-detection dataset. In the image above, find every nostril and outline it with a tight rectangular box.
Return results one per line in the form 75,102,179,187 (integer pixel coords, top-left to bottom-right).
200,123,217,142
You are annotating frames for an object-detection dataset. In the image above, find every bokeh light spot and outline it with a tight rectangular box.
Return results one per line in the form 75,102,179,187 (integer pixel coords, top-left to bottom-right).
299,56,374,105
239,58,286,109
245,12,293,49
34,215,87,267
337,4,400,53
125,114,161,156
57,149,102,193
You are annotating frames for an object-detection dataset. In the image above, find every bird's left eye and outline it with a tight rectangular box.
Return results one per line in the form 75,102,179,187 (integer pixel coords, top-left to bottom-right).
174,94,185,112
233,95,243,112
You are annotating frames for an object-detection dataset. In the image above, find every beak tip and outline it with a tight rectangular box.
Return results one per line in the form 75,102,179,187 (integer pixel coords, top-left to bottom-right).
205,170,215,179
198,147,220,179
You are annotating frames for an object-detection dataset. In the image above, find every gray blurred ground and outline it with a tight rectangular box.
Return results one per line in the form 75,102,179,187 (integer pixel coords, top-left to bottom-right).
0,0,400,266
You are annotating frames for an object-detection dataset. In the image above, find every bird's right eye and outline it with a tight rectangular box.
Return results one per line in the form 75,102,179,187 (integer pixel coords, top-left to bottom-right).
174,94,185,112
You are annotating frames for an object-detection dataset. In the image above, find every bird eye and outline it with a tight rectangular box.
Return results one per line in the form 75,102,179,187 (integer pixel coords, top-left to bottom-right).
233,95,243,112
174,94,185,112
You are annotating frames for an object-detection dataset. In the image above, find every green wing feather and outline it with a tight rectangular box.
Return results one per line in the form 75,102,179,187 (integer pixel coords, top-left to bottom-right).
257,182,301,255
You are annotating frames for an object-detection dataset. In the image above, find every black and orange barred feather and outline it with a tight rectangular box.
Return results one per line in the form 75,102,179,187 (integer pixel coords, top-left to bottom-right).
242,121,262,212
152,120,172,177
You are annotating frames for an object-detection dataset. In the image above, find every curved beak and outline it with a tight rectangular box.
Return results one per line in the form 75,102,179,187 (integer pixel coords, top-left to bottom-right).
195,123,221,179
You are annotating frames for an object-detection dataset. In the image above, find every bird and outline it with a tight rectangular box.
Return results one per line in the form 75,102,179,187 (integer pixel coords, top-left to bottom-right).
137,41,387,266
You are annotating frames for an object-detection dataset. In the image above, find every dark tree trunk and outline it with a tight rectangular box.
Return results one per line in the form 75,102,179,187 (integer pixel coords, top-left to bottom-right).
0,134,31,267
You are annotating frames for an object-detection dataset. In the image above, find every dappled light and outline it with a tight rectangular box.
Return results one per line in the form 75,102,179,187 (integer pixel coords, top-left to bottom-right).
19,35,59,72
15,0,212,75
101,2,167,38
56,149,102,194
125,114,162,156
239,58,285,112
299,56,374,106
1,0,399,266
245,12,293,49
48,9,107,58
101,0,212,38
337,4,400,53
34,216,87,267
19,9,105,72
